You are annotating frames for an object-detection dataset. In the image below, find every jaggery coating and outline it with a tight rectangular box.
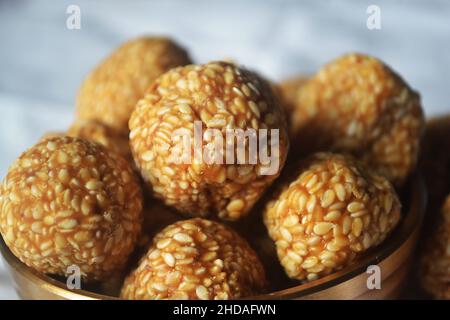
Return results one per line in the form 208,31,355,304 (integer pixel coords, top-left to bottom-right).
264,152,401,281
76,37,192,133
288,53,424,186
129,61,289,221
0,137,143,280
121,218,266,300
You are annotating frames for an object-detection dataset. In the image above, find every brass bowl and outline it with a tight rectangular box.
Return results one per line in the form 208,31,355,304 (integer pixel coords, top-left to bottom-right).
0,175,426,300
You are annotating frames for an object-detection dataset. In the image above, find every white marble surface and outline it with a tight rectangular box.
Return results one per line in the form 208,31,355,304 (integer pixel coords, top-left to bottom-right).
1,0,449,299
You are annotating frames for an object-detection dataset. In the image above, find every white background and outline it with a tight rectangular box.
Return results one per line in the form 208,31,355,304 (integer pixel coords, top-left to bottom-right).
1,0,449,299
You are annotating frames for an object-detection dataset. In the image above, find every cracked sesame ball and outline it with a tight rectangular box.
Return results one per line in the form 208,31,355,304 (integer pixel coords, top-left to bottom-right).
120,218,266,300
288,53,424,186
263,152,401,282
76,36,192,133
0,136,143,281
67,120,132,163
420,195,450,299
129,61,289,221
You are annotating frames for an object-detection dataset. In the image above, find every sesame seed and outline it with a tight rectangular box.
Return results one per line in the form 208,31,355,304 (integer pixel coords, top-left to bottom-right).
313,222,334,235
321,189,335,208
196,285,209,300
57,151,69,164
156,238,172,249
226,199,245,212
347,201,364,213
173,233,193,243
302,257,318,269
31,222,43,234
324,210,341,221
334,184,346,201
58,219,78,230
162,253,176,267
85,179,102,190
46,141,57,151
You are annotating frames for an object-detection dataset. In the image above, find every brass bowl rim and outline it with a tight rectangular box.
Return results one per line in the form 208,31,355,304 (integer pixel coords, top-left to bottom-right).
0,174,426,300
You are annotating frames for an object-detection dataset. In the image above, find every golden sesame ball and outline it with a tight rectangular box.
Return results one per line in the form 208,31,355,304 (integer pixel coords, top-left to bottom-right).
121,218,266,300
76,37,192,133
129,61,289,221
67,120,132,162
289,53,424,186
0,136,143,281
263,152,401,282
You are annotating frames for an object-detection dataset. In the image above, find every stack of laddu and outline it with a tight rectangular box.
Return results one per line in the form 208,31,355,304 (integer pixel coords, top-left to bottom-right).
0,36,429,299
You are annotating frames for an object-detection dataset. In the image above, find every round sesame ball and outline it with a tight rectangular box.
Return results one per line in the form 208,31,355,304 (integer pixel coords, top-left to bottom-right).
76,37,192,133
263,152,401,282
289,53,424,186
129,61,290,221
0,136,143,280
67,120,132,163
120,218,266,300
